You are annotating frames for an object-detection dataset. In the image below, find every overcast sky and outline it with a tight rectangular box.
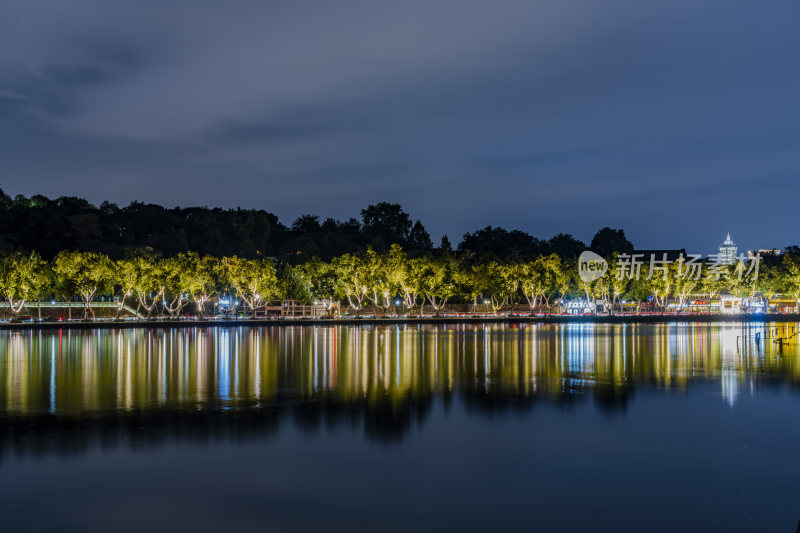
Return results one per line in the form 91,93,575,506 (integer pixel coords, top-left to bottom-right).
1,0,798,251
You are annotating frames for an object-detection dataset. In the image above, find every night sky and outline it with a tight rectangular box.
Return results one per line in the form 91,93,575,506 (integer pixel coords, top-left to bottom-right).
1,0,798,252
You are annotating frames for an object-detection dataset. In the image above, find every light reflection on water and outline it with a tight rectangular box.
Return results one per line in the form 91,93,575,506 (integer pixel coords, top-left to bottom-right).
2,322,800,532
1,322,798,416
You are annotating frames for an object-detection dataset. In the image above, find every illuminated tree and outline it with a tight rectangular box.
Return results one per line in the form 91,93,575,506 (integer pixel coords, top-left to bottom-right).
453,260,483,309
671,257,699,312
400,257,425,314
700,266,732,314
331,253,368,317
302,257,340,316
779,254,800,309
185,253,220,317
755,261,780,303
276,263,311,305
418,257,456,316
363,250,387,315
604,254,632,314
53,251,114,319
155,255,193,318
579,276,600,315
647,269,673,314
729,266,756,309
115,258,138,318
554,257,577,313
363,245,407,316
30,258,53,319
0,251,50,318
469,261,515,314
520,260,545,314
498,263,522,315
592,269,613,315
221,256,279,317
521,254,565,314
539,255,566,311
128,256,163,318
624,276,652,315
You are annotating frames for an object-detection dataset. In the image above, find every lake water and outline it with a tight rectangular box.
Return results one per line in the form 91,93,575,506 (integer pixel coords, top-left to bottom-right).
1,322,799,532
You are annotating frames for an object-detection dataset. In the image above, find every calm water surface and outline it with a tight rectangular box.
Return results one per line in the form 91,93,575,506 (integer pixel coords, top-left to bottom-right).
1,323,799,532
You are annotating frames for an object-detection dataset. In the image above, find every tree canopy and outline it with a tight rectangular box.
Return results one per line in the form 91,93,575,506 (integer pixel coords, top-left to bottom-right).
0,189,602,264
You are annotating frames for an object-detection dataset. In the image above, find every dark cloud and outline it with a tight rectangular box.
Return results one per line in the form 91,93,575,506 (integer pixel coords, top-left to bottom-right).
0,64,113,119
1,0,799,251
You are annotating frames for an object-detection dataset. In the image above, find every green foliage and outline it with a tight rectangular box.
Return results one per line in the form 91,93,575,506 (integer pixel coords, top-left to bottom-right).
0,232,796,319
331,252,369,316
156,254,194,317
520,254,564,313
0,251,50,315
53,251,114,318
302,258,341,315
221,256,279,315
468,261,515,313
670,258,700,311
128,256,163,317
363,245,408,315
780,253,800,305
185,254,221,316
417,256,456,315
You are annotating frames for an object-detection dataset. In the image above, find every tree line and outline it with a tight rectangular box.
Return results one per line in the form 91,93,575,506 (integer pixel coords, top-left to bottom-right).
1,244,799,320
0,190,629,262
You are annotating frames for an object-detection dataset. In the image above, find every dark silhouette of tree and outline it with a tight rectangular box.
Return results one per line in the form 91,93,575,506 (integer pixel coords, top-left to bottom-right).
590,227,634,258
360,202,413,251
407,220,433,253
544,233,586,259
459,226,543,261
291,214,321,233
0,189,616,263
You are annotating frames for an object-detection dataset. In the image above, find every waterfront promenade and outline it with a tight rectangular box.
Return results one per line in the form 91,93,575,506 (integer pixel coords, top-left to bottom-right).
2,312,799,330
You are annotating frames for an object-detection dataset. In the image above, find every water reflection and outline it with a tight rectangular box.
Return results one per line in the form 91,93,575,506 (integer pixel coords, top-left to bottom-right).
1,322,799,458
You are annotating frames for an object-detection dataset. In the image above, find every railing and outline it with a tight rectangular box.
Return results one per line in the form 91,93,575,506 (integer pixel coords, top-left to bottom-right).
0,301,145,318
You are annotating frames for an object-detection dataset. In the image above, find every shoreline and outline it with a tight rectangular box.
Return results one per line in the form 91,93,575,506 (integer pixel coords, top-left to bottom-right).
1,313,799,331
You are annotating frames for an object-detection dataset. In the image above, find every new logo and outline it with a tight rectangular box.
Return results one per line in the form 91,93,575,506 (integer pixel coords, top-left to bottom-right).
578,251,608,282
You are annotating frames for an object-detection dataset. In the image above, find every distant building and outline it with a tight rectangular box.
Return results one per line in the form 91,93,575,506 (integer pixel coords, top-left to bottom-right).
749,248,782,259
718,233,737,264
